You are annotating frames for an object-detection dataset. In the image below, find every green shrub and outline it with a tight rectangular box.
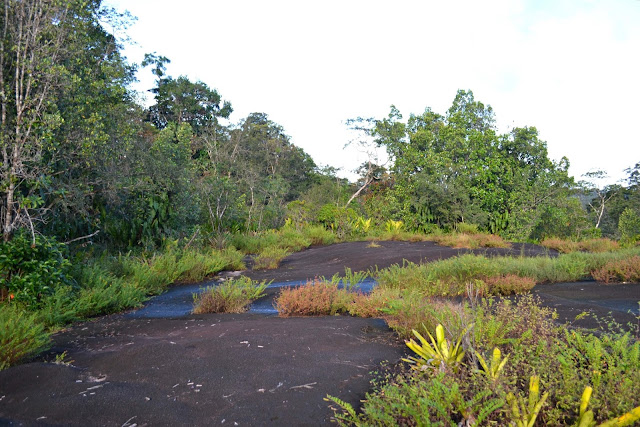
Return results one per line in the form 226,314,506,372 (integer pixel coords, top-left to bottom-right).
455,222,480,234
619,207,640,244
193,277,267,314
0,306,50,370
302,225,336,246
0,232,74,309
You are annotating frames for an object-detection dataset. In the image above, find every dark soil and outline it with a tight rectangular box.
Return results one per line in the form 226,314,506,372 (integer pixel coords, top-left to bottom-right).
1,240,638,426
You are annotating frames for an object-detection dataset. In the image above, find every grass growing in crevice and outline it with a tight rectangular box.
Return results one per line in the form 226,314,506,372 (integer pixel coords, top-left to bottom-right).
0,305,50,370
431,232,511,249
253,246,291,270
192,277,268,314
541,237,620,253
376,248,640,296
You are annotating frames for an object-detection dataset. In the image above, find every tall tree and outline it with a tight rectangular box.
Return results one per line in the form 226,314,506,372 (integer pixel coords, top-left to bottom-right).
0,0,76,241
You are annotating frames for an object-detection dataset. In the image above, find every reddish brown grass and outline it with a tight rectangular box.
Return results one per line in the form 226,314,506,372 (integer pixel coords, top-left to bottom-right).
590,256,640,283
275,280,356,316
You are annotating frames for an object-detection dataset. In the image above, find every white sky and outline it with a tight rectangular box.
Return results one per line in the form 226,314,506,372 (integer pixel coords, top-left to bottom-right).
104,0,640,185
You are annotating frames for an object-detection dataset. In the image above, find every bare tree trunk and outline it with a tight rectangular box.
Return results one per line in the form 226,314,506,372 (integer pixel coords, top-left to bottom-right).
345,161,374,208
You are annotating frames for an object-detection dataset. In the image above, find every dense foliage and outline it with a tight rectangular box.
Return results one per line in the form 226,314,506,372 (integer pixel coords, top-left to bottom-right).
1,0,640,380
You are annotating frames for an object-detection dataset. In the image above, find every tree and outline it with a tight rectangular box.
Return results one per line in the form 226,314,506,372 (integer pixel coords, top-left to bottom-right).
0,0,76,241
369,90,575,237
578,170,617,230
143,55,232,133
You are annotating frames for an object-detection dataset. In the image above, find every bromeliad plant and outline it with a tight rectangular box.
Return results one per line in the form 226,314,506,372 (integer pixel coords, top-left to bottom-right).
354,216,372,234
475,347,509,381
403,324,470,372
506,375,549,427
385,219,403,233
576,385,640,427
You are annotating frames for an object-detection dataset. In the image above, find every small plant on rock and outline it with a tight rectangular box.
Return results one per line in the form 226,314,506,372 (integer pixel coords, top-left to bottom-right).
506,375,548,427
193,277,267,314
475,347,509,381
403,324,470,372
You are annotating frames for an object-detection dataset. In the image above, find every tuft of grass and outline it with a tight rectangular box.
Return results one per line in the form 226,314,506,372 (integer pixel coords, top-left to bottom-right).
541,238,620,254
302,225,336,246
591,256,640,283
193,277,267,314
455,222,480,234
432,232,510,249
376,249,640,297
1,306,50,370
253,246,291,270
275,280,357,316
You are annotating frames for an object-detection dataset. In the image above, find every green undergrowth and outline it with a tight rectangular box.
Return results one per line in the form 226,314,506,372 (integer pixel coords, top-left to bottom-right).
1,243,245,370
327,296,640,425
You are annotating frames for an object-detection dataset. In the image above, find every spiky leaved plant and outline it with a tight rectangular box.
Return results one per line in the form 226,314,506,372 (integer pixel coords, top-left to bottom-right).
403,324,470,372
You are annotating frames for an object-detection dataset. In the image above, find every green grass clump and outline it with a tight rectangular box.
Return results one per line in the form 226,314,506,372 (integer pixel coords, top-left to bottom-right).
253,246,291,270
376,248,640,297
302,225,336,246
192,277,267,314
541,237,620,253
1,306,50,370
114,245,245,295
432,232,510,249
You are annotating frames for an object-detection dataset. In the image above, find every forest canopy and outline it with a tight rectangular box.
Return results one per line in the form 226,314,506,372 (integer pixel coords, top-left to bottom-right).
0,0,638,248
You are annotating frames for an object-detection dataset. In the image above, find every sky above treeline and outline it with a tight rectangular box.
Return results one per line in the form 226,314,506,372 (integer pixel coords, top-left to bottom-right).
104,0,640,185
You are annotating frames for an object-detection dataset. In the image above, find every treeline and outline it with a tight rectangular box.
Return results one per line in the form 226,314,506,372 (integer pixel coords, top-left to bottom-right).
1,0,639,252
349,91,640,242
0,1,341,249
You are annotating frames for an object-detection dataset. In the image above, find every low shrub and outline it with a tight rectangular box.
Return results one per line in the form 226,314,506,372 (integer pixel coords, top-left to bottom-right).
591,256,640,283
275,280,355,316
330,296,640,425
192,277,267,314
0,306,50,370
0,232,75,309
